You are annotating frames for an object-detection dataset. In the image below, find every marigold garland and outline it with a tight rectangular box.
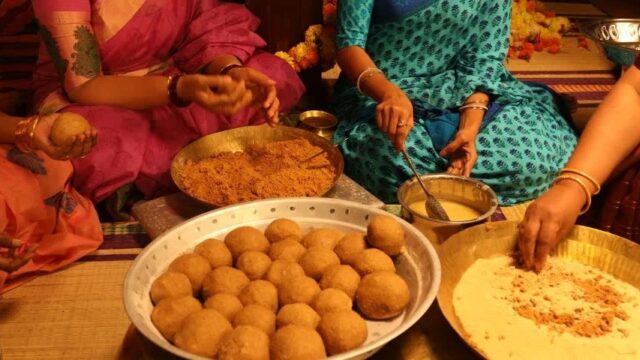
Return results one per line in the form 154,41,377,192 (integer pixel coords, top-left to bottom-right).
277,0,576,70
275,1,337,72
509,0,579,60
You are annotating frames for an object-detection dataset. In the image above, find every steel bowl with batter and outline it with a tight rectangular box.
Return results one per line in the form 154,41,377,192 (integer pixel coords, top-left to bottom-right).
397,174,498,245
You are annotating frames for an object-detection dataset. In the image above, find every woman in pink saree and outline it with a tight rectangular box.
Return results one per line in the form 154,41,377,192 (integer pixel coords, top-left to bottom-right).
32,0,305,203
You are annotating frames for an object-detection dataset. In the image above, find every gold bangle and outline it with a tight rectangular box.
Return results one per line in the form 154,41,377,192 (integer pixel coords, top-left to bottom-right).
463,99,489,106
219,62,243,75
356,67,383,94
560,168,601,195
553,175,592,215
14,115,38,153
27,115,41,148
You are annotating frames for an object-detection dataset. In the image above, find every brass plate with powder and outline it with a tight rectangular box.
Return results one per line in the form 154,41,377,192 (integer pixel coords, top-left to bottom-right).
437,221,640,359
171,125,344,207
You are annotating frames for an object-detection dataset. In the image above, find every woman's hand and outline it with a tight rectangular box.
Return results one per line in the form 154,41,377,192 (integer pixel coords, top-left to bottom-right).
376,87,414,151
227,67,280,126
178,74,253,116
439,129,478,176
518,181,586,272
33,113,98,161
0,234,36,273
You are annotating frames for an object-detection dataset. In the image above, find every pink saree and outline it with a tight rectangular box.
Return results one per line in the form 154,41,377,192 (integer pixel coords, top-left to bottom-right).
32,0,305,202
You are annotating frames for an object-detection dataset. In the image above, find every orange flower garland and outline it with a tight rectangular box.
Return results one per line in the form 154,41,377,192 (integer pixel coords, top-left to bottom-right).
509,0,574,60
275,1,337,72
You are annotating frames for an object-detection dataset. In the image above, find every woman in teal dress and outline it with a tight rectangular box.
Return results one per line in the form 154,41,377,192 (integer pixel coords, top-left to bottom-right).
332,0,578,204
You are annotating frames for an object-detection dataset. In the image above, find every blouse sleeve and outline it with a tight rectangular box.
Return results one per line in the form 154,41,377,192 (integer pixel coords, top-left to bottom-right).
335,0,375,50
172,2,266,73
32,0,102,94
454,0,511,100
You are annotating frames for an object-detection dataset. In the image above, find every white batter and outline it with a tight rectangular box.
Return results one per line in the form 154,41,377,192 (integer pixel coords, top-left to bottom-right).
453,256,640,360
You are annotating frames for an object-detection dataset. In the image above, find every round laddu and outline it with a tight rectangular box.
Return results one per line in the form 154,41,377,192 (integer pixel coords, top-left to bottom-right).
174,309,232,358
224,226,269,259
270,325,326,360
299,247,340,280
168,253,212,292
233,304,277,336
218,325,270,360
269,238,306,262
334,232,367,265
264,218,303,243
50,112,91,147
151,296,202,342
202,266,250,298
352,248,396,276
236,251,272,280
276,303,321,329
366,215,405,255
313,288,353,315
150,271,193,304
356,272,410,320
301,228,345,249
319,264,361,299
278,276,321,306
204,293,244,321
265,260,306,287
238,280,278,312
195,239,233,268
317,310,368,355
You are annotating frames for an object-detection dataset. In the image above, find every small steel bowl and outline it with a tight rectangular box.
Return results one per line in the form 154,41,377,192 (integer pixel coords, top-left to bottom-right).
580,18,640,66
397,174,498,246
298,110,338,140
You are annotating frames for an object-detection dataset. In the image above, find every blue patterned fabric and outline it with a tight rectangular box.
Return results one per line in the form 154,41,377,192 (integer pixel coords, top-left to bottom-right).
332,0,578,205
371,0,435,24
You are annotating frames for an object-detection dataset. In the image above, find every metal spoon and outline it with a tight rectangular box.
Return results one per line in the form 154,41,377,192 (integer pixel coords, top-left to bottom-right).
299,135,351,167
401,149,450,221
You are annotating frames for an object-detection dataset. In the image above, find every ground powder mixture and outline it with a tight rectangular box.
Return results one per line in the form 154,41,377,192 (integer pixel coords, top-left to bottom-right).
179,139,336,206
453,256,640,360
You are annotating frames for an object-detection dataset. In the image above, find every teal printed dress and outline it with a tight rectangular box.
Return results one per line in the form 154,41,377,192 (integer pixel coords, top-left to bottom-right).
332,0,578,204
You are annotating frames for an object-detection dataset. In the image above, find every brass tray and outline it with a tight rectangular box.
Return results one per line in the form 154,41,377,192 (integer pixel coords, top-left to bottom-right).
171,125,344,207
437,221,640,358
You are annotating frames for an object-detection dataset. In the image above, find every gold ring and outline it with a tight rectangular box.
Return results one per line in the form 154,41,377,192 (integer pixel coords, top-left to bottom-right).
398,120,407,128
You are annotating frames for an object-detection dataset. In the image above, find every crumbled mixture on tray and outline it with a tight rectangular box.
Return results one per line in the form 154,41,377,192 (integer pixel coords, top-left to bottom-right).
503,260,630,338
179,139,336,206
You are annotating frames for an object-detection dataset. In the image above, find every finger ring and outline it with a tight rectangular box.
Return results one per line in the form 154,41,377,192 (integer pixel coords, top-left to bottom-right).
398,120,407,128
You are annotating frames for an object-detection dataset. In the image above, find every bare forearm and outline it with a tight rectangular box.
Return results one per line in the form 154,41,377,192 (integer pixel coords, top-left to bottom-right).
68,75,170,110
0,113,21,144
336,46,397,101
564,67,640,184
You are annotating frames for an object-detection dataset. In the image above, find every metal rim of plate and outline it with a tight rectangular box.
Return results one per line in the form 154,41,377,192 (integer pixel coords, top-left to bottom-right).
170,125,345,208
436,221,640,359
580,18,640,54
123,197,442,360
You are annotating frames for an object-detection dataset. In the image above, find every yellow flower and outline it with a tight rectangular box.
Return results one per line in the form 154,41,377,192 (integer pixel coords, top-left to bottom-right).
305,24,323,47
275,51,299,72
289,42,311,62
